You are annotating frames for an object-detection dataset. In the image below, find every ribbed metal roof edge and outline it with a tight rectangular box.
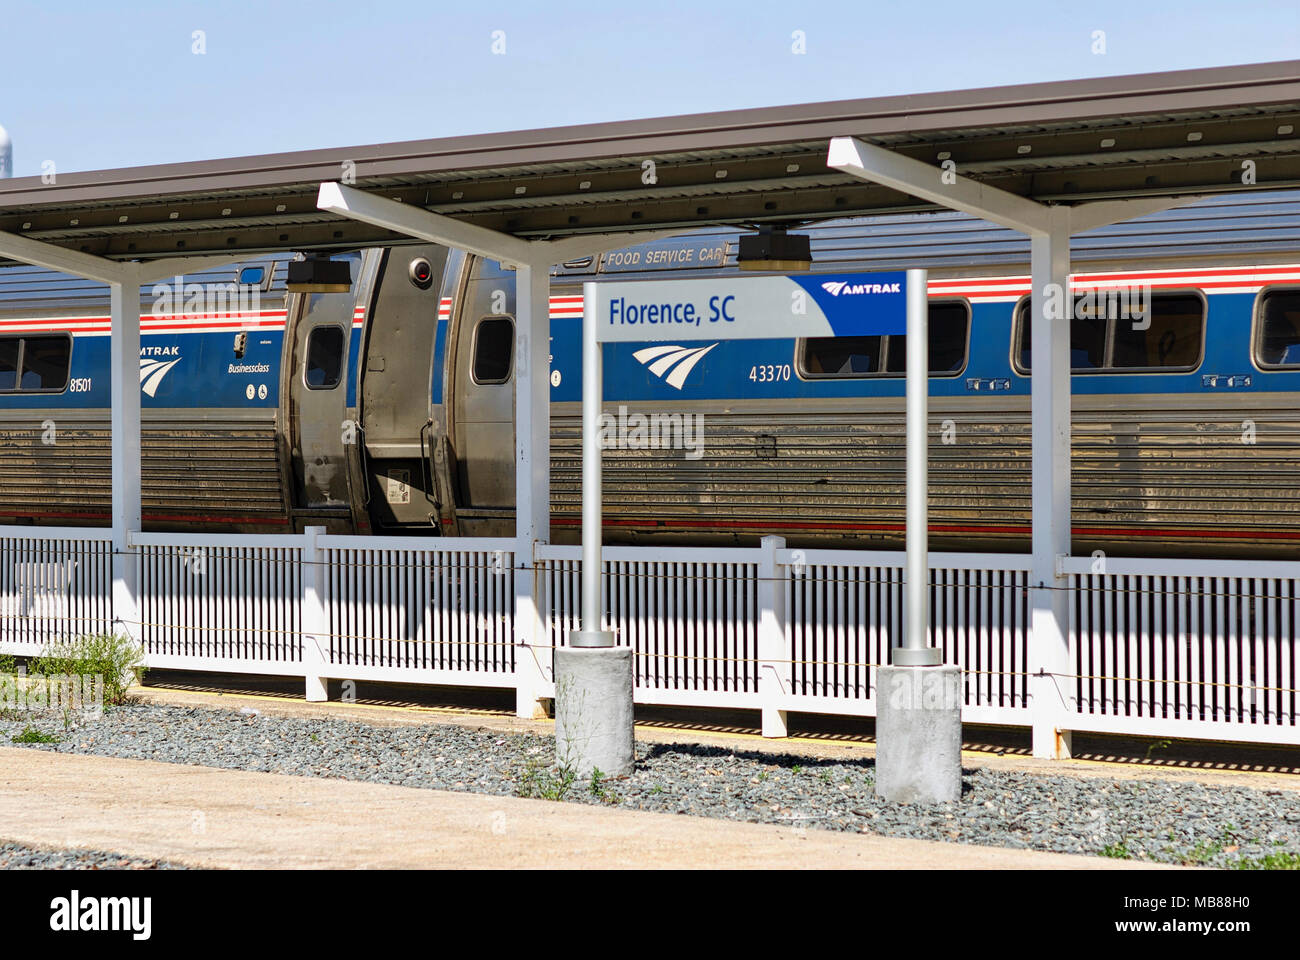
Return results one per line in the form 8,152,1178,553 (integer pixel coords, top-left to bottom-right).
1,60,1297,210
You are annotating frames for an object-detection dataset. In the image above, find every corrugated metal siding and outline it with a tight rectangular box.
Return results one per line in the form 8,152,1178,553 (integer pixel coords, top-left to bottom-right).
548,397,1300,558
558,190,1300,280
0,416,287,530
0,255,291,311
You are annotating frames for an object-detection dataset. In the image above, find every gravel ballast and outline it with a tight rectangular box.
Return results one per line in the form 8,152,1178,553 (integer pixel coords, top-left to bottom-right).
0,840,186,870
2,702,1298,868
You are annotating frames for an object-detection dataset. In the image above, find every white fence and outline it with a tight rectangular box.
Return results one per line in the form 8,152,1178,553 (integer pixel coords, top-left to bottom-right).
1063,555,1300,745
0,527,114,655
136,532,305,676
0,523,1296,748
539,542,1034,727
130,530,519,690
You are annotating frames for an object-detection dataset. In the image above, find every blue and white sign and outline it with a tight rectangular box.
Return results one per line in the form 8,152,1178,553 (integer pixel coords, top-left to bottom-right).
587,271,909,343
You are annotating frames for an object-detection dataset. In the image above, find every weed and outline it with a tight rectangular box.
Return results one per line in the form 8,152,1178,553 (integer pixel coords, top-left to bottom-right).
11,726,60,744
29,634,144,705
589,767,619,805
1144,739,1172,760
1100,839,1132,859
1183,837,1225,866
792,765,802,775
516,757,576,801
1232,851,1300,870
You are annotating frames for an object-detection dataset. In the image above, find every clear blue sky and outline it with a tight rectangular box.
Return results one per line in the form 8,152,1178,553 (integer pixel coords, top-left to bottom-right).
1,0,1296,176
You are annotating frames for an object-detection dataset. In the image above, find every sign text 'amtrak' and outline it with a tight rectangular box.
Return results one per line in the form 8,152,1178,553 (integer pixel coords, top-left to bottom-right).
587,272,908,343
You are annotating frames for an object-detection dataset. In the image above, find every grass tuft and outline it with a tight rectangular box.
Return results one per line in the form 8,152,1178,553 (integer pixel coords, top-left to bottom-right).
28,634,144,706
516,757,577,801
11,725,60,744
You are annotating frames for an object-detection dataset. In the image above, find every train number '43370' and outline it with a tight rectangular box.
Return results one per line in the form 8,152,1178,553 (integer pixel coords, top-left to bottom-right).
749,364,791,383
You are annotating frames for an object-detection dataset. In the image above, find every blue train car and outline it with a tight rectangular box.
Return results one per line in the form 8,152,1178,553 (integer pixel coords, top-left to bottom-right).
2,192,1299,557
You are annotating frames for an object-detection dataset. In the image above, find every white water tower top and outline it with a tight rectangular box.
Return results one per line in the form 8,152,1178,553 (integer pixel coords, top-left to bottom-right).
0,124,11,178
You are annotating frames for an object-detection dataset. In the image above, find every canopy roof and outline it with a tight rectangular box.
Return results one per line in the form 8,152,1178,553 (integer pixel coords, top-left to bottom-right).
0,60,1297,265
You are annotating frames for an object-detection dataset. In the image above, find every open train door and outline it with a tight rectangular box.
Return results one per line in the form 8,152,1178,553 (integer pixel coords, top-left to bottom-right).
446,257,518,538
357,245,451,532
283,252,365,533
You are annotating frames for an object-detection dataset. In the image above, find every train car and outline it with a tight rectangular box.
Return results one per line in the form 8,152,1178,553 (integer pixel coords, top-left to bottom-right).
1,191,1300,557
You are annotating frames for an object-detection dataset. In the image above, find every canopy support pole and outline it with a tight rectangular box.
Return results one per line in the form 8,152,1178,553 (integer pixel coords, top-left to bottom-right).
317,182,679,718
827,136,1200,758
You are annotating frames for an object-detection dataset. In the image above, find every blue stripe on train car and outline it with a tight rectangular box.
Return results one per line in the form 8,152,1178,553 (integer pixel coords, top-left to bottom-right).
547,291,1299,401
346,326,361,408
430,316,448,405
0,330,284,410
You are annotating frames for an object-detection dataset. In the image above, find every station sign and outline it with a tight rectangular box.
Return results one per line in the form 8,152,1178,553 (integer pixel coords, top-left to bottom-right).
587,271,908,343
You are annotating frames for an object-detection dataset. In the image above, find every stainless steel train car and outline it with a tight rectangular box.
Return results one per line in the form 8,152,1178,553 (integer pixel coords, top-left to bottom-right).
2,191,1300,558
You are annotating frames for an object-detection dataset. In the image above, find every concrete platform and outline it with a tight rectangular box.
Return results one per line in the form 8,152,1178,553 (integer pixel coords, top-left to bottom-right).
0,748,1168,870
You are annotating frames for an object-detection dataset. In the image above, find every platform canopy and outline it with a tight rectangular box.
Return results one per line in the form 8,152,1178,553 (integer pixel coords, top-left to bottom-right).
0,60,1298,265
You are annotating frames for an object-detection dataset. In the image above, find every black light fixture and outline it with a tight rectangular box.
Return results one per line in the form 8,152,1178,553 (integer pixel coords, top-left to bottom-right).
408,256,434,290
286,254,352,293
737,225,812,271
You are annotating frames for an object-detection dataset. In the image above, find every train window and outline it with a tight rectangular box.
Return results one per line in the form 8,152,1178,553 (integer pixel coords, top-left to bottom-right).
0,339,17,391
799,301,969,378
237,266,266,287
472,316,514,384
1018,311,1105,371
1111,294,1203,368
16,336,71,392
304,325,345,389
883,301,970,375
1015,293,1204,373
800,336,883,377
1256,289,1300,367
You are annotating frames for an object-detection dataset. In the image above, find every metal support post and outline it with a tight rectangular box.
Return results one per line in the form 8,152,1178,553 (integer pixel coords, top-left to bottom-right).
572,281,613,648
875,267,961,803
553,281,631,776
302,525,329,701
514,261,554,717
109,267,142,646
1029,209,1075,759
897,268,940,667
757,535,789,737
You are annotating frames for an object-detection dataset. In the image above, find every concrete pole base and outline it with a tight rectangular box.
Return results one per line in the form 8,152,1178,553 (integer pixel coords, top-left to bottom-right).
554,645,635,778
875,664,962,804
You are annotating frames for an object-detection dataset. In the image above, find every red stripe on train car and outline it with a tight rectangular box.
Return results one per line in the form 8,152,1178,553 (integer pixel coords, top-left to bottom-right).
550,517,1300,539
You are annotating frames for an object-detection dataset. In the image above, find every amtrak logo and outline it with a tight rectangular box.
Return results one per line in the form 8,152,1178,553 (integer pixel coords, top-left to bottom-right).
821,280,902,296
632,343,718,390
139,355,182,397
